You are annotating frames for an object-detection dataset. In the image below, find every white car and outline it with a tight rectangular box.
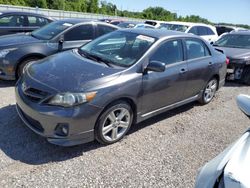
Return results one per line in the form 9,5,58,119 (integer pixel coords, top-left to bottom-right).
160,21,218,42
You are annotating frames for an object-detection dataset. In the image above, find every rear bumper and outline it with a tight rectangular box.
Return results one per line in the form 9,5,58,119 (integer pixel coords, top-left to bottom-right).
15,82,103,146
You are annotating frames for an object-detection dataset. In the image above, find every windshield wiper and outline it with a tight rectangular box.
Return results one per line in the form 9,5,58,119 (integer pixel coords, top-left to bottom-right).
79,50,112,67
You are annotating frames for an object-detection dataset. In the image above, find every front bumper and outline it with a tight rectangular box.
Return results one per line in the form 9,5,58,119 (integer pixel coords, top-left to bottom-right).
15,82,103,146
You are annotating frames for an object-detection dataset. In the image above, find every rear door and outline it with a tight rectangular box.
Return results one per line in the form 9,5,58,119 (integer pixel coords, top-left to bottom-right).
141,39,188,114
197,26,217,42
183,38,214,98
27,15,50,32
0,14,27,36
62,24,95,50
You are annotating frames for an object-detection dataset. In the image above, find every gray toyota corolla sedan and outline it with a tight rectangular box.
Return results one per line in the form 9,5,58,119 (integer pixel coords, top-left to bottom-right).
16,29,227,146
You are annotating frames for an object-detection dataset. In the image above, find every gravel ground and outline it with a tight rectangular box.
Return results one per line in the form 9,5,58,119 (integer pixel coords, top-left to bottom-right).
0,80,249,188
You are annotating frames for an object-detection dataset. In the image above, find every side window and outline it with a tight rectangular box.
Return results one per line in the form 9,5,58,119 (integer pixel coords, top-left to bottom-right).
97,25,116,37
197,26,208,36
185,39,211,59
64,24,93,41
207,27,215,35
188,26,198,35
150,40,184,65
28,16,49,27
0,15,26,26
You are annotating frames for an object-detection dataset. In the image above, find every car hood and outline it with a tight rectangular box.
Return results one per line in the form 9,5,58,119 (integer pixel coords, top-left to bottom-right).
0,33,40,48
215,47,250,60
26,49,122,92
195,130,250,188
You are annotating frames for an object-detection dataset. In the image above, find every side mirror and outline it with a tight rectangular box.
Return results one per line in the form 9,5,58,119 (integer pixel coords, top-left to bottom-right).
146,61,165,72
58,35,64,51
237,94,250,117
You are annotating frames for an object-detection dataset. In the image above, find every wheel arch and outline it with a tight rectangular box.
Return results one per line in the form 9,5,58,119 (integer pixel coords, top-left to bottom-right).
15,53,46,78
95,97,138,127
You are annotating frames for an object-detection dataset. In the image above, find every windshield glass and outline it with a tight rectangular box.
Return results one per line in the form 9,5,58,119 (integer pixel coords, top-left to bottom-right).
79,31,156,67
160,23,189,32
31,21,73,40
215,34,250,49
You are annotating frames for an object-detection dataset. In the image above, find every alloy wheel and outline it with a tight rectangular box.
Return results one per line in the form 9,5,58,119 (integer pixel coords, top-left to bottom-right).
101,107,131,142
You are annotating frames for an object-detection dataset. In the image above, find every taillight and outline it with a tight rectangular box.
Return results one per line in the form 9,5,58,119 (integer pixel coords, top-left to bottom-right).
226,58,230,65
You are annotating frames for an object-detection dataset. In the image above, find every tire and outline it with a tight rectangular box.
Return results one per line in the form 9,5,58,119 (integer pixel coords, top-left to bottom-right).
241,66,250,85
17,57,40,79
199,78,218,105
95,101,133,145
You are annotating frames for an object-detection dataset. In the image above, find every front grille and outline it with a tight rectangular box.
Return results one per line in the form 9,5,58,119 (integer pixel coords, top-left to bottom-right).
18,106,44,133
22,83,50,103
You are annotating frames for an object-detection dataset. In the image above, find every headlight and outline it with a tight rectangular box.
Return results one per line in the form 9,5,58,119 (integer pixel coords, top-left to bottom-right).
48,92,97,107
0,48,17,58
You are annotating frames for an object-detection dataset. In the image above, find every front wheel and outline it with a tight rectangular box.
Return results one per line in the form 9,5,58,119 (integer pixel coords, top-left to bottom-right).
95,101,133,145
199,78,218,104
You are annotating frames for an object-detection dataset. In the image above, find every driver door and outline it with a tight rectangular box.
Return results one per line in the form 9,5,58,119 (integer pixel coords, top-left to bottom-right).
141,39,188,115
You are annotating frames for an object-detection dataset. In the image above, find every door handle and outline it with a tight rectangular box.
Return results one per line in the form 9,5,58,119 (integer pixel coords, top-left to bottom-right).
180,68,187,74
208,62,213,66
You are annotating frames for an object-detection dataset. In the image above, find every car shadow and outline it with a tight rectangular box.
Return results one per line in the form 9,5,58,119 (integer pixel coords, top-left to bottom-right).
224,81,247,87
129,102,195,135
0,102,195,165
0,80,15,88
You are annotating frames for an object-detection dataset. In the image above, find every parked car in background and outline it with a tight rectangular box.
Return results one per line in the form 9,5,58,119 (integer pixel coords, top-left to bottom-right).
216,25,248,36
117,21,140,28
0,19,118,80
213,31,250,84
109,19,124,25
144,20,169,28
160,21,218,42
0,11,54,36
134,23,155,29
16,29,226,146
195,94,250,188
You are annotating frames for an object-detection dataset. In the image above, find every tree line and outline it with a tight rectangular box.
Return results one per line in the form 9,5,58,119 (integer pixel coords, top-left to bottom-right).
0,0,249,29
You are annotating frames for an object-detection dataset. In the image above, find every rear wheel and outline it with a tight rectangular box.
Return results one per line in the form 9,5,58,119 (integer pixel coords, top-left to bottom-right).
17,57,40,79
199,78,218,104
95,101,133,145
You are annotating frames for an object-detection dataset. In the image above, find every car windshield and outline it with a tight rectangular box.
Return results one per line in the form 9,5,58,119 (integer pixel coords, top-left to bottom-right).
31,21,73,40
160,23,189,32
215,34,250,49
79,31,156,67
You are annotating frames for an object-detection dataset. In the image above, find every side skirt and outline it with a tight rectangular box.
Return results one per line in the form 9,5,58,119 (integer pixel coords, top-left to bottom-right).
137,93,201,123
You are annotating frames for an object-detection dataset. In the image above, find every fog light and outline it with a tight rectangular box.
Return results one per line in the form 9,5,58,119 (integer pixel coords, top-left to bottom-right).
55,123,69,136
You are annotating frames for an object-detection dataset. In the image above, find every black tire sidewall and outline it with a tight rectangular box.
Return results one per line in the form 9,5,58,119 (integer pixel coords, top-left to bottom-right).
95,101,133,145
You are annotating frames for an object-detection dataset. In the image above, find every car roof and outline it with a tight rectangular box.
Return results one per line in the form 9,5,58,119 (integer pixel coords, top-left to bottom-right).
53,19,119,28
0,11,53,19
121,28,193,39
168,21,215,28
